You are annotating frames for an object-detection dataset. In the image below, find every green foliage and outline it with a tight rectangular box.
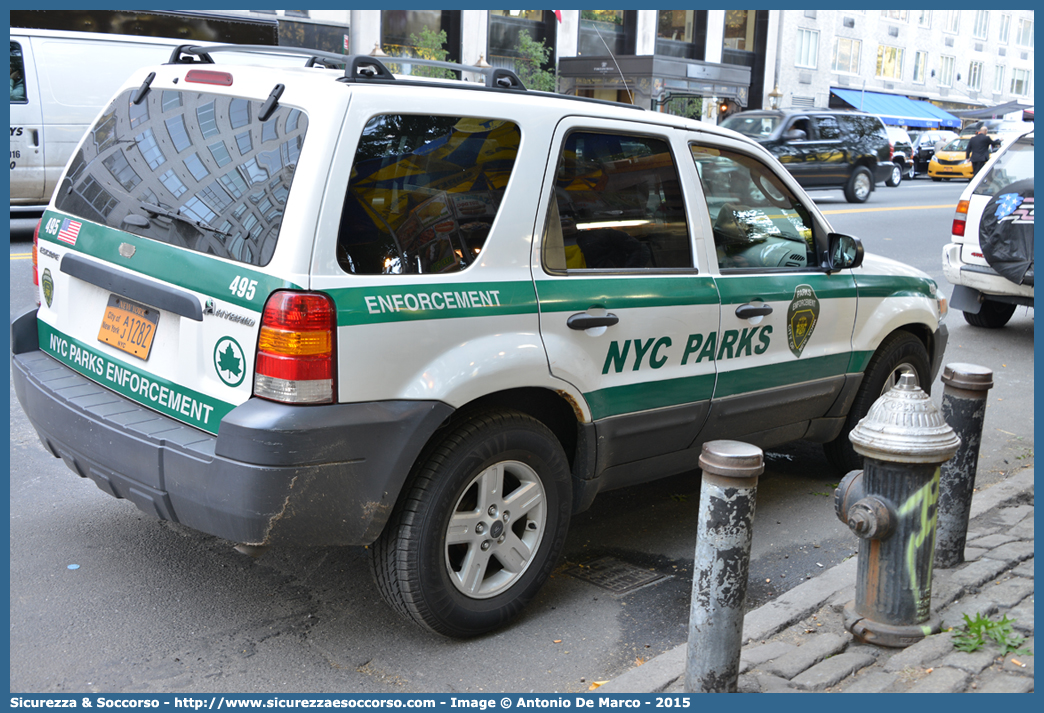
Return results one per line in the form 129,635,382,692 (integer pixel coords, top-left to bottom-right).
512,34,556,92
951,613,1032,656
404,28,457,79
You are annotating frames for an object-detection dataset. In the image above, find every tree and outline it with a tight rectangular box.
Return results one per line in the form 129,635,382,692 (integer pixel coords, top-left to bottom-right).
512,34,556,92
407,27,456,79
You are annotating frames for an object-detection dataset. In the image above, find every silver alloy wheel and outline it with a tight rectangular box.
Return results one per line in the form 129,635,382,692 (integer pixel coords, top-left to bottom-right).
854,172,872,201
880,361,918,396
444,460,547,599
890,164,902,185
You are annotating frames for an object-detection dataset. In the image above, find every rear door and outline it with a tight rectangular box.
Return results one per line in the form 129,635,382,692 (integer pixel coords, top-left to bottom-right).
10,37,45,204
535,117,721,475
688,136,858,445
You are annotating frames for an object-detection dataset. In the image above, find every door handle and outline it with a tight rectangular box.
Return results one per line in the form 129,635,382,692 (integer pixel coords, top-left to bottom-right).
735,303,773,319
567,312,619,330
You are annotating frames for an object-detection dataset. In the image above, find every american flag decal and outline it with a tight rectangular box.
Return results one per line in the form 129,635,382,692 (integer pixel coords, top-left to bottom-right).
57,218,81,245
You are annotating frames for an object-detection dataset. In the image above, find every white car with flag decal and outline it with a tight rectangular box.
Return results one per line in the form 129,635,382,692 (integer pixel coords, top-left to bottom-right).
12,45,948,638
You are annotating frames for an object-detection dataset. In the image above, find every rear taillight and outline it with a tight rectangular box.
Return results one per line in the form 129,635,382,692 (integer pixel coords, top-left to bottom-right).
951,199,969,237
888,142,895,160
254,291,336,404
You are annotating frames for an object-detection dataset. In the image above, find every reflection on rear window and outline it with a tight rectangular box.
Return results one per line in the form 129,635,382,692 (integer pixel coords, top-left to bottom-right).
55,88,308,266
337,115,521,275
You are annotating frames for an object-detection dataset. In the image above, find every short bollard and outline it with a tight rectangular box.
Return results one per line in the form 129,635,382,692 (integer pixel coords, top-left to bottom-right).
685,440,764,693
935,364,994,569
834,373,960,647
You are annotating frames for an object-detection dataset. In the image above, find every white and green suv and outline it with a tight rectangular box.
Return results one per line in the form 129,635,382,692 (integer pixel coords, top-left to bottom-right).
12,46,949,637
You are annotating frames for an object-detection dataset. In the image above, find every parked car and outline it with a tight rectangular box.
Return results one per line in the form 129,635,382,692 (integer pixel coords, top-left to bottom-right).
885,125,914,185
12,46,949,637
720,109,893,203
910,130,957,175
943,131,1034,328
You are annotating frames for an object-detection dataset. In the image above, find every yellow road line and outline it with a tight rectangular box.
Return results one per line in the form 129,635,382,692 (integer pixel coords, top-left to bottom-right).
820,204,955,215
11,253,33,260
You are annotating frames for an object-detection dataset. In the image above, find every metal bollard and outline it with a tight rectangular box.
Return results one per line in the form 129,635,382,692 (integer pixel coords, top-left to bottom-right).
685,440,764,693
834,373,960,647
935,364,994,569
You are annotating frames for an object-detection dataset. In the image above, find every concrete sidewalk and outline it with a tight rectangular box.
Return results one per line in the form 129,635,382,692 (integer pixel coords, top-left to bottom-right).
599,467,1034,693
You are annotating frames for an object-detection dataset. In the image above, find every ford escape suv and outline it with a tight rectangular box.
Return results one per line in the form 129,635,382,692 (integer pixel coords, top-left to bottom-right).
12,45,949,638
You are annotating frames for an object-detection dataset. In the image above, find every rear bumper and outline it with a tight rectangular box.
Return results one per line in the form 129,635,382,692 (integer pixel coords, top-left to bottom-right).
11,310,453,546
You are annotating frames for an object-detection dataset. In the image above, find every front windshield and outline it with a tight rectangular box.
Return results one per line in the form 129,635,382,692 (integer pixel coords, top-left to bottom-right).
941,138,970,152
974,136,1034,196
720,114,780,139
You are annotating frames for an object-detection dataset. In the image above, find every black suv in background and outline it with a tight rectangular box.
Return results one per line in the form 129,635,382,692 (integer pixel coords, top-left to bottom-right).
721,109,893,203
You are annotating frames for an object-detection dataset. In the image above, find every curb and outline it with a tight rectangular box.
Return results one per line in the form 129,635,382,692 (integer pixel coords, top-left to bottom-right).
598,467,1034,694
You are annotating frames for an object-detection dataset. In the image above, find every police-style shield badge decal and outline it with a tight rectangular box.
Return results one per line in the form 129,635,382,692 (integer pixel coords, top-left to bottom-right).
42,268,54,308
787,284,819,357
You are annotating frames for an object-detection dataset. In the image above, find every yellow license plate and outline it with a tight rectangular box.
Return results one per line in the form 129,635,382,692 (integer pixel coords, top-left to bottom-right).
97,295,160,360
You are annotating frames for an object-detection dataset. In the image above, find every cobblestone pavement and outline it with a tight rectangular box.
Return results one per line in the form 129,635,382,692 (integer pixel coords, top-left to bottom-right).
600,468,1034,694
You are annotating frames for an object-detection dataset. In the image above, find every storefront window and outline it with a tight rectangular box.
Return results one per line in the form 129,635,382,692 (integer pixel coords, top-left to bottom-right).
656,10,705,60
380,10,460,64
724,11,755,51
488,10,554,71
578,10,633,57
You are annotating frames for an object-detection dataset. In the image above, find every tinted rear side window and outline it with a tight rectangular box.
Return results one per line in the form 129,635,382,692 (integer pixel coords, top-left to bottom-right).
838,114,887,142
55,88,308,266
337,115,521,275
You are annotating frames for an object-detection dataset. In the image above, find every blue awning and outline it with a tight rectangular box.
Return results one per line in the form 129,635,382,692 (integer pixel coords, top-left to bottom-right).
830,88,960,129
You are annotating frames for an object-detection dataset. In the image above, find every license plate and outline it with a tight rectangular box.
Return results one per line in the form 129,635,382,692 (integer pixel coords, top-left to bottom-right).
97,294,160,360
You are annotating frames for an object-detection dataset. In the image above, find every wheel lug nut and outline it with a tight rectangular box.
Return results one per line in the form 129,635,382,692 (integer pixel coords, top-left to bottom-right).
475,522,486,534
487,505,498,517
481,540,491,551
502,511,510,522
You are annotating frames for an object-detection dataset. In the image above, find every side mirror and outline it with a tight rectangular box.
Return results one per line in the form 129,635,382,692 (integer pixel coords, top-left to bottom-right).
822,233,864,273
783,129,807,142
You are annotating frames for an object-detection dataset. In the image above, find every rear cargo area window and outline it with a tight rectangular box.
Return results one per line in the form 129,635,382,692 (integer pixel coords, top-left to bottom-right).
337,115,521,275
54,88,308,267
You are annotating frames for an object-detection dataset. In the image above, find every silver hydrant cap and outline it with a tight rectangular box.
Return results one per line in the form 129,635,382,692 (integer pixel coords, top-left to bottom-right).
849,373,961,463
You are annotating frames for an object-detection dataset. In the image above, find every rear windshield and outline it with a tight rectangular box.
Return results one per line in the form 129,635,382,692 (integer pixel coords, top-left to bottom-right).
974,136,1034,196
55,88,308,267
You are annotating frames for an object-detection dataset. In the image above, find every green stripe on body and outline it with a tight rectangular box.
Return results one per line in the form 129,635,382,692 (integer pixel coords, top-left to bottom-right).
585,373,717,421
39,210,299,311
713,352,853,398
38,321,234,435
854,274,937,300
326,281,539,326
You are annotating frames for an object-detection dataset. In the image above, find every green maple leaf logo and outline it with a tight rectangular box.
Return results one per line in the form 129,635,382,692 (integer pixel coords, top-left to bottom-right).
218,343,242,377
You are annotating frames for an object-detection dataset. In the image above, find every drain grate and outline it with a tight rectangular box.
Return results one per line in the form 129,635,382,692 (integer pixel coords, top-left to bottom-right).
563,556,668,594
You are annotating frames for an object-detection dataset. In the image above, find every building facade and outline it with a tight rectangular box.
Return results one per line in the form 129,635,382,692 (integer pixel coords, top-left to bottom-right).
229,9,1034,123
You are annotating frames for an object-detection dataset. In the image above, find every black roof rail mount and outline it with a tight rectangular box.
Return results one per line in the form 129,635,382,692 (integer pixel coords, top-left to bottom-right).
158,44,528,91
167,45,215,65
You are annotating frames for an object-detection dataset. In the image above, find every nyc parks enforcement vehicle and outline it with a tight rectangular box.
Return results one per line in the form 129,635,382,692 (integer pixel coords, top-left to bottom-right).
12,46,949,638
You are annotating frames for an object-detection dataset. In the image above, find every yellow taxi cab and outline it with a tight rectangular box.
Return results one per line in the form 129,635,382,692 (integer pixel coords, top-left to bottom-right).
928,136,974,180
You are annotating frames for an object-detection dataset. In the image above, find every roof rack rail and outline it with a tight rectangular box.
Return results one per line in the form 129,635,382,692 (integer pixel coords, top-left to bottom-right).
163,44,526,90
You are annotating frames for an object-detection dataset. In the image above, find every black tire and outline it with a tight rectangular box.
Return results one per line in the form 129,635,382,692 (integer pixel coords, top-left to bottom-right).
824,332,931,473
931,176,942,182
844,166,873,203
370,410,572,638
885,162,903,187
963,301,1017,328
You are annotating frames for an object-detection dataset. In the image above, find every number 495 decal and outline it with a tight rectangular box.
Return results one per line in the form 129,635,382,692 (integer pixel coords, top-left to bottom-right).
229,276,258,301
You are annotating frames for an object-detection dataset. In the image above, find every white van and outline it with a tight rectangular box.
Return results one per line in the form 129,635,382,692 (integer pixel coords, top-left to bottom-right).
10,29,300,231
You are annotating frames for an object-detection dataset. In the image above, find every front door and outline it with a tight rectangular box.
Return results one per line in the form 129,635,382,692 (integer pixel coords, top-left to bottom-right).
688,137,858,446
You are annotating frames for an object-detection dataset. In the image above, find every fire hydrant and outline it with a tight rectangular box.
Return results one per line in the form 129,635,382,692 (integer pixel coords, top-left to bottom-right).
834,373,960,647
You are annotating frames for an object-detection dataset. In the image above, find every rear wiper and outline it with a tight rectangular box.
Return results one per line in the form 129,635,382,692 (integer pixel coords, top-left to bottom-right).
138,202,232,239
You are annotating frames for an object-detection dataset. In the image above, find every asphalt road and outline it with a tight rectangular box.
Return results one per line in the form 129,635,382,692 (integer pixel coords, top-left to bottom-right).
8,177,1034,694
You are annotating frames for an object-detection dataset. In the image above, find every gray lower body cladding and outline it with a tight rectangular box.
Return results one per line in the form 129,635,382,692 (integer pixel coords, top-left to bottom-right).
11,310,453,547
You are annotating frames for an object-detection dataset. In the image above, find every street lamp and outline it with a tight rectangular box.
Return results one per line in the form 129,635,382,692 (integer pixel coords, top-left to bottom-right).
768,83,783,110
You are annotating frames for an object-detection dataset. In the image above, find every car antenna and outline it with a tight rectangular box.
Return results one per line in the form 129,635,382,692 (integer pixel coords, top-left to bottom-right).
591,24,634,106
